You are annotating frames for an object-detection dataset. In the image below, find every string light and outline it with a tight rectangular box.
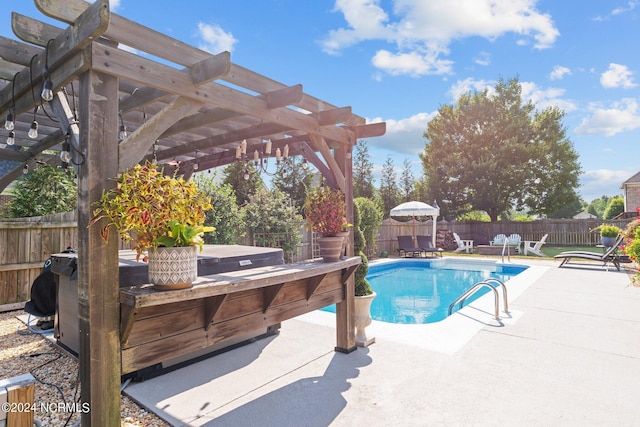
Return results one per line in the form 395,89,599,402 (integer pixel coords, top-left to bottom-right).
4,110,13,131
5,72,18,138
118,110,127,141
28,107,39,139
41,40,54,101
59,133,71,164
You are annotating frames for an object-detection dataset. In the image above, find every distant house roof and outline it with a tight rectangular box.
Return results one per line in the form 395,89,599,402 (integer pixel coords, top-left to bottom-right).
573,211,597,219
621,171,640,188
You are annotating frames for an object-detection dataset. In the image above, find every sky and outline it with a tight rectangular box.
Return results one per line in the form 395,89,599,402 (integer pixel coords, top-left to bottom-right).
2,0,639,203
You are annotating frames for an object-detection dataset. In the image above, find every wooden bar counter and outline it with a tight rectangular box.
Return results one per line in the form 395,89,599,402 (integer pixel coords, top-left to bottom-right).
119,256,361,375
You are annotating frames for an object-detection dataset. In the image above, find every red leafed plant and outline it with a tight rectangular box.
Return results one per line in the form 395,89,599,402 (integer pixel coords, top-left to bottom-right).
303,186,347,237
88,161,214,260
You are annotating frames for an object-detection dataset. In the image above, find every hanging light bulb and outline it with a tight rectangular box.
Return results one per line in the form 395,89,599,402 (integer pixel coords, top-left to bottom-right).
119,123,127,140
22,164,29,174
41,79,54,102
193,163,199,171
60,140,71,163
5,110,14,131
41,40,54,101
6,130,15,145
28,120,39,139
118,111,127,141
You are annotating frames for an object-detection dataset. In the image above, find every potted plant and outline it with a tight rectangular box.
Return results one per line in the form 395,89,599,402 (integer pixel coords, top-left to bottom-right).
353,200,375,346
88,161,215,290
303,186,348,262
592,224,621,248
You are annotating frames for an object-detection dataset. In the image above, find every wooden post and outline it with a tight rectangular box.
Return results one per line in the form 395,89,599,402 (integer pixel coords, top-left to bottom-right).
334,140,356,353
77,69,121,426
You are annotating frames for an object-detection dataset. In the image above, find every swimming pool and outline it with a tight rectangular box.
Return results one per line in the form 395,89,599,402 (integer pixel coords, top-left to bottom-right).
322,258,528,324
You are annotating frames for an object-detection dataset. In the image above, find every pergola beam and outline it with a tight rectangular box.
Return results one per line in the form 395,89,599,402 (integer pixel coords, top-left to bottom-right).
119,97,203,170
89,45,352,144
0,0,109,110
34,0,366,125
308,134,346,192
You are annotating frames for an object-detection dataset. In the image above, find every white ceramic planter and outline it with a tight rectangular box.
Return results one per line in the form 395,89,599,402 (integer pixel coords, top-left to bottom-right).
354,291,376,347
147,245,198,290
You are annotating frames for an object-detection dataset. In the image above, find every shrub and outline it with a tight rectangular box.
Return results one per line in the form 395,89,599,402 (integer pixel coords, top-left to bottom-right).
8,165,77,217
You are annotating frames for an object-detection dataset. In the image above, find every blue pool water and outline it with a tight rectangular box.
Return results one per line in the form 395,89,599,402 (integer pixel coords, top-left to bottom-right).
322,259,527,324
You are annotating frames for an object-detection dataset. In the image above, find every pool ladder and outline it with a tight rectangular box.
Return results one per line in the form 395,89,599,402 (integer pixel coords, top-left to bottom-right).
447,278,509,320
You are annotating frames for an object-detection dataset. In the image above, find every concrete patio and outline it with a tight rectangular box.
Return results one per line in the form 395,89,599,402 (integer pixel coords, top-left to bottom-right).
123,258,640,426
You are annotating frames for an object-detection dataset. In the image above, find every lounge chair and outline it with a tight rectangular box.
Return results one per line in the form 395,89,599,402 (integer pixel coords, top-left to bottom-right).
416,235,444,257
554,235,624,271
397,235,423,258
524,234,548,256
452,232,474,253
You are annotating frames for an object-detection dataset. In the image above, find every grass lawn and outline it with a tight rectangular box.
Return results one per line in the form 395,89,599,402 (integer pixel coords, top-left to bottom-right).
443,245,605,259
534,246,603,258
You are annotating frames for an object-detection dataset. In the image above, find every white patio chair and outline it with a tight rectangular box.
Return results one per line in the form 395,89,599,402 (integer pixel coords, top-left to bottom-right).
453,233,474,253
490,234,507,246
507,234,522,253
524,234,548,256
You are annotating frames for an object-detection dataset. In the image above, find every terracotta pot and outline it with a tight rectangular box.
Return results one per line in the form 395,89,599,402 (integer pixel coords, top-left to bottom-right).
335,231,350,258
317,236,344,262
147,245,198,290
354,292,376,347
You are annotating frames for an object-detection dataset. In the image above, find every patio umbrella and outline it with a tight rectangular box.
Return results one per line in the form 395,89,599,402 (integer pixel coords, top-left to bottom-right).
390,201,440,246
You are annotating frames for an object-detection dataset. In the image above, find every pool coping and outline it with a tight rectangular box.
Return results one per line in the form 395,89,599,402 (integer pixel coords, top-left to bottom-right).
298,257,549,354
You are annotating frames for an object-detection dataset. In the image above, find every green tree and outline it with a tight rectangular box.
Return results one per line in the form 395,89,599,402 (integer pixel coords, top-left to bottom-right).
420,76,581,221
195,173,245,244
378,156,400,218
222,162,262,206
9,165,77,217
603,196,624,219
272,157,314,213
587,196,610,218
399,158,415,201
243,187,302,262
548,197,583,219
355,197,383,257
353,140,375,199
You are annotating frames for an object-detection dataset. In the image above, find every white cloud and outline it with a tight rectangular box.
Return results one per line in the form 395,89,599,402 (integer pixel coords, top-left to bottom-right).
520,82,577,112
600,63,637,89
371,49,453,76
447,78,494,100
321,0,559,76
574,98,640,136
612,0,640,16
108,0,122,11
197,23,237,54
580,169,629,200
549,65,571,80
366,112,437,154
474,51,491,66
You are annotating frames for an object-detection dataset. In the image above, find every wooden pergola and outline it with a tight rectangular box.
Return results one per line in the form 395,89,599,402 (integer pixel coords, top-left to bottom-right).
0,0,385,425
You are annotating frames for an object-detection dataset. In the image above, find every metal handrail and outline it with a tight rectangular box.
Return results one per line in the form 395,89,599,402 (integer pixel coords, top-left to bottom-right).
448,281,501,320
501,238,511,263
482,278,509,314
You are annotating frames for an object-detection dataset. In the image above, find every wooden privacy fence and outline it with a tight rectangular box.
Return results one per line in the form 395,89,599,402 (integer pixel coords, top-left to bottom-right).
1,213,633,308
376,218,632,257
0,211,78,310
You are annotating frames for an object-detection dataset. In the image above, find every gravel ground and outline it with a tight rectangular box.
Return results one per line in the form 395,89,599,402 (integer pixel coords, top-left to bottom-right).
0,310,170,427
